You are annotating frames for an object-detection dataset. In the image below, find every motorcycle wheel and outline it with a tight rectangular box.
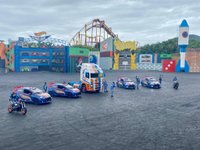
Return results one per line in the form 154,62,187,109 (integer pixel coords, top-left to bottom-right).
8,105,13,113
21,107,27,115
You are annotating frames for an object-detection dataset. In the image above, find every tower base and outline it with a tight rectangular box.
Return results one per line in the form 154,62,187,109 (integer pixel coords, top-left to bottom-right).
176,60,190,72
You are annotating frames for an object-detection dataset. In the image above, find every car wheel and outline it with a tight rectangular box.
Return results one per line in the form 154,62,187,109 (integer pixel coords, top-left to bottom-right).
21,107,27,115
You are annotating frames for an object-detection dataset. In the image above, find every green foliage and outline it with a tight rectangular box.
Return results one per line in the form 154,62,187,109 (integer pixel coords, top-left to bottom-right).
139,35,200,54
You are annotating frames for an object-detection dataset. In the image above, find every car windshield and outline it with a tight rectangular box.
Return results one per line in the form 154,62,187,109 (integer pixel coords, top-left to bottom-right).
65,85,73,89
31,88,43,94
91,73,99,78
148,78,156,82
124,78,132,82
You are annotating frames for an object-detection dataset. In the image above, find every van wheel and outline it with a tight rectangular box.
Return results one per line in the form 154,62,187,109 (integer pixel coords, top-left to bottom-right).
82,85,86,93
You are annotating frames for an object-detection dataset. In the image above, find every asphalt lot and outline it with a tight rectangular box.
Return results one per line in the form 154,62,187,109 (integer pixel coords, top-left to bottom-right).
0,71,200,150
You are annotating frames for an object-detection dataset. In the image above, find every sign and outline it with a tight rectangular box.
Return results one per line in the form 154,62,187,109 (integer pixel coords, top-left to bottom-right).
34,31,47,36
162,60,176,72
160,54,172,59
100,37,113,52
178,27,189,45
114,40,137,51
102,42,107,51
29,35,51,43
139,54,153,63
122,61,128,65
89,55,97,64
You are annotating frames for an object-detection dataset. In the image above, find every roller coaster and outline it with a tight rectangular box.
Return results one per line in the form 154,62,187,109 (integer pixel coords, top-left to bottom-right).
69,19,119,47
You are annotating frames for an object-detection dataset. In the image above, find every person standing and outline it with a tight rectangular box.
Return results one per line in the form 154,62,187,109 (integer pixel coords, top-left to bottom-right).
110,82,115,97
173,76,179,89
43,82,47,92
159,75,162,84
103,79,108,92
136,76,140,89
173,76,177,82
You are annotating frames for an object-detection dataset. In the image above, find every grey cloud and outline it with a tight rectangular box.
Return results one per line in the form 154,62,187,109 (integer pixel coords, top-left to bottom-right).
0,0,200,45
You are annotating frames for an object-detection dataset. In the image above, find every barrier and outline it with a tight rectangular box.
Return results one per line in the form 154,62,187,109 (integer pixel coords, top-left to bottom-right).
137,63,162,71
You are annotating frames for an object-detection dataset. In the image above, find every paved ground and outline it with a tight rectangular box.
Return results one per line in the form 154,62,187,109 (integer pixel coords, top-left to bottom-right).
0,71,200,150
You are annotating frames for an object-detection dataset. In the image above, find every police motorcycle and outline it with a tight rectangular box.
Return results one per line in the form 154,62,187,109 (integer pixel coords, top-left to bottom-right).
8,92,27,115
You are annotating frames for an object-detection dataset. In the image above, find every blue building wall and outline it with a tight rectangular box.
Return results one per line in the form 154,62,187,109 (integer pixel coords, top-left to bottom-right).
14,46,69,72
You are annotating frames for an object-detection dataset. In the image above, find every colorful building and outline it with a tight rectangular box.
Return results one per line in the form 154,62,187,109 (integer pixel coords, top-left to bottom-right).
0,41,15,73
14,45,68,72
66,47,89,73
113,40,137,70
100,37,114,70
186,48,200,72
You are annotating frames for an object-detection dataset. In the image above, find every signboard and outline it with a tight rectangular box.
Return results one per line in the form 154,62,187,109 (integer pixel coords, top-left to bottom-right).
139,54,153,63
160,54,172,59
122,61,128,65
100,37,114,52
178,27,189,45
162,60,176,72
114,40,137,51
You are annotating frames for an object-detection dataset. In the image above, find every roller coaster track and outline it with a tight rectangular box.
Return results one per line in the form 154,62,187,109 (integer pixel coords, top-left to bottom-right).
69,19,119,47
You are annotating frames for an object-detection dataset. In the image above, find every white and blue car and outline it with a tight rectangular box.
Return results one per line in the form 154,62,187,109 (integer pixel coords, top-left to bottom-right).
141,77,161,89
116,77,136,89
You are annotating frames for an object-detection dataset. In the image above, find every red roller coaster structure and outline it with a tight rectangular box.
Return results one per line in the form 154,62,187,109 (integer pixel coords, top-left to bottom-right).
69,19,119,47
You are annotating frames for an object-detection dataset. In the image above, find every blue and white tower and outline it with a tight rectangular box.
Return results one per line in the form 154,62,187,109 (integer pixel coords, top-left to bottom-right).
176,19,190,72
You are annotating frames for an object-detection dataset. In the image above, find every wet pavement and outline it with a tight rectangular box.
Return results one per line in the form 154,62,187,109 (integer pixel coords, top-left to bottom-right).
0,71,200,150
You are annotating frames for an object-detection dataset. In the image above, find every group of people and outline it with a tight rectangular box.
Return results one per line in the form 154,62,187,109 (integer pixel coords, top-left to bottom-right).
102,80,115,97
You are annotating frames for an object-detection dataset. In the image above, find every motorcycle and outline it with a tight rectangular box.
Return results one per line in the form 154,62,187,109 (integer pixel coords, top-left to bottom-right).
8,98,27,115
173,81,179,90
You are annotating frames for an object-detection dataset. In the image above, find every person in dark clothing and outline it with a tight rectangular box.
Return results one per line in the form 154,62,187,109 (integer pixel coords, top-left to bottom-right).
159,75,162,84
43,82,47,92
173,76,177,82
103,79,108,92
136,76,140,89
110,82,115,97
173,76,179,89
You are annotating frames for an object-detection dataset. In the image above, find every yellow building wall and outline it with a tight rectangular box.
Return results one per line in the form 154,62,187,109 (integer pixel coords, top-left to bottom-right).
130,53,137,70
114,40,137,70
113,52,119,70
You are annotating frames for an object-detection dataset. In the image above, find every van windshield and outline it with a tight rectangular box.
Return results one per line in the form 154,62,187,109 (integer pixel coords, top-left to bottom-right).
91,73,98,78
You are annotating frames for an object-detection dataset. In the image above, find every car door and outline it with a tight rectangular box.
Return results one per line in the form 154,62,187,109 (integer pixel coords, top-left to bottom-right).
56,85,66,96
20,89,32,102
144,79,148,86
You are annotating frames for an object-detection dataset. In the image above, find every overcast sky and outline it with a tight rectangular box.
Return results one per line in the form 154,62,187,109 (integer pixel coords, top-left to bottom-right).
0,0,199,46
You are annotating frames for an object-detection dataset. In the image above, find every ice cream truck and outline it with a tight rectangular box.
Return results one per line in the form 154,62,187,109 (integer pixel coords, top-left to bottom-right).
80,63,104,92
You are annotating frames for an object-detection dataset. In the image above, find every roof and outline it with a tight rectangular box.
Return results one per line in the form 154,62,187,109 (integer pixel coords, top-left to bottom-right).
180,19,189,27
81,63,103,73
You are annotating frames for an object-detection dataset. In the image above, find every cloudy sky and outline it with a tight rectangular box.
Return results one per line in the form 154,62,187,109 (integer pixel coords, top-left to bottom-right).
0,0,199,46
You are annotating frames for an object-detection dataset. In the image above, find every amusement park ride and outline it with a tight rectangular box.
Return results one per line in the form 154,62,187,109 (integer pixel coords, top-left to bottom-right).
69,19,119,47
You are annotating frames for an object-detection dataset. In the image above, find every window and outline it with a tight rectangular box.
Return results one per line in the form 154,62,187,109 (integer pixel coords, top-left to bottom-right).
65,85,73,90
24,89,32,95
86,72,89,78
91,73,98,78
57,85,65,89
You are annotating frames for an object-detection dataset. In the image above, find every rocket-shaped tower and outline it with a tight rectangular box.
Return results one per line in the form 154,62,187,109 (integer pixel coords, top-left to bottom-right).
176,19,190,72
